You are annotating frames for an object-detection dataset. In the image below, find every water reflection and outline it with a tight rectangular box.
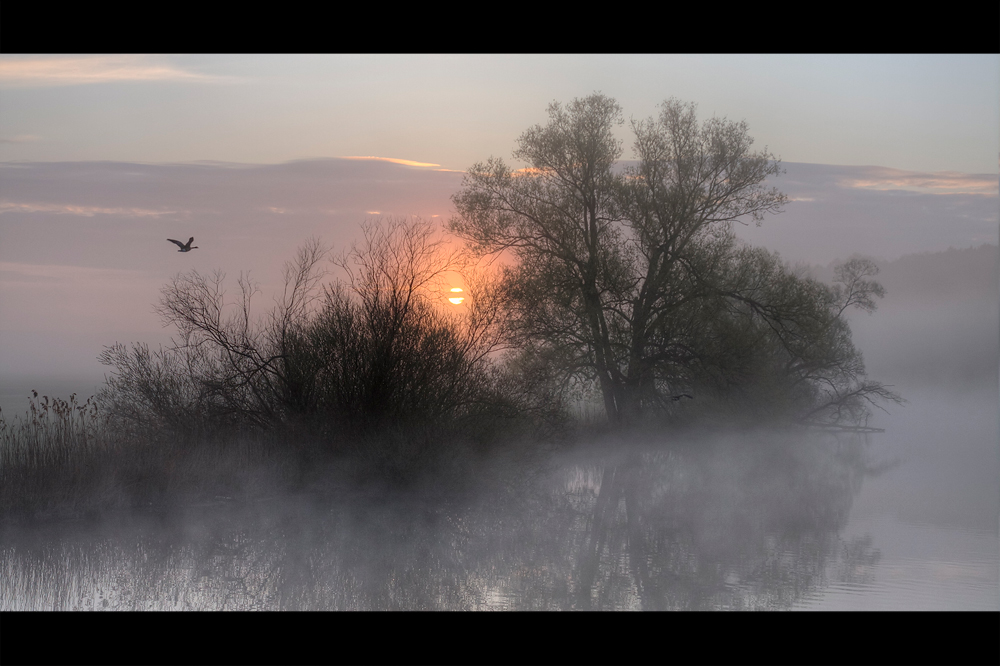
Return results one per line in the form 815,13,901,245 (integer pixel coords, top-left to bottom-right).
1,429,888,610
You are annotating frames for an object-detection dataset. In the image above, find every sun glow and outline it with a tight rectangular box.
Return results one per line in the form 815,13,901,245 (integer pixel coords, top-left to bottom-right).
448,287,465,305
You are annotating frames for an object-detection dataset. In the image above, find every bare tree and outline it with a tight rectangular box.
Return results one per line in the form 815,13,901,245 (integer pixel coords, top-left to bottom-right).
304,217,518,437
102,237,331,432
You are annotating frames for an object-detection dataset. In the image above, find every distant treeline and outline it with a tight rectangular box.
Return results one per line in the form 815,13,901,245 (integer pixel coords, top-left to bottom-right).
830,244,999,387
878,244,998,301
808,243,999,302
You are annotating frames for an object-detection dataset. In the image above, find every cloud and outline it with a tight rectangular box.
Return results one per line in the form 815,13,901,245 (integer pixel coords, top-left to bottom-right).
0,261,146,283
0,157,995,383
0,158,462,228
341,156,441,168
735,163,999,264
0,202,178,217
836,166,998,196
0,158,465,281
1,157,993,277
0,56,235,88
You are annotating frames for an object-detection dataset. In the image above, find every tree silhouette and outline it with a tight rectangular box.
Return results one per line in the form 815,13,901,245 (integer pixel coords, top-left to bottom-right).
452,94,899,427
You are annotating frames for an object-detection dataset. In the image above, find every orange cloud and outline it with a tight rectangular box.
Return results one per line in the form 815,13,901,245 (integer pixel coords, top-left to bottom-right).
341,156,441,168
840,167,998,196
0,56,232,88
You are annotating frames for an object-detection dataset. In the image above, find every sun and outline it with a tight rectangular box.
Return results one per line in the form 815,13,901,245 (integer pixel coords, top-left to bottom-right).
448,287,465,305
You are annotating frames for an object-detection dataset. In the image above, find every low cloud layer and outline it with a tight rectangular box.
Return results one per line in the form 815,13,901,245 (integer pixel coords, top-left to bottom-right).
736,163,997,265
0,55,233,88
0,157,996,386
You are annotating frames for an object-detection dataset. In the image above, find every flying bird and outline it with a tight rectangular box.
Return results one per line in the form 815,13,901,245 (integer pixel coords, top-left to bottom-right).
167,237,198,252
669,394,694,401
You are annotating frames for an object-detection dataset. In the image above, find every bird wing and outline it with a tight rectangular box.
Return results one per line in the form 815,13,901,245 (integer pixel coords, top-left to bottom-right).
188,237,194,244
167,239,185,248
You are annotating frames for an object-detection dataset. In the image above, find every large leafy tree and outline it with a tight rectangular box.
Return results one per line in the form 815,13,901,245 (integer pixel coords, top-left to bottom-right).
452,94,898,427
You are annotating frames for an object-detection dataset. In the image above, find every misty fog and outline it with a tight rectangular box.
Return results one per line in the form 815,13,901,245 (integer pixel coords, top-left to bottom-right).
1,103,997,615
2,230,996,613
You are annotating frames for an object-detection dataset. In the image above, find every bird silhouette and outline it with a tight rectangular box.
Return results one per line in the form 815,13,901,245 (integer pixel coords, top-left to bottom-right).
167,237,198,252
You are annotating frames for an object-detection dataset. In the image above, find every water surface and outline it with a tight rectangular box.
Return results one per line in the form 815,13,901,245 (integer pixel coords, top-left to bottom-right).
4,382,995,611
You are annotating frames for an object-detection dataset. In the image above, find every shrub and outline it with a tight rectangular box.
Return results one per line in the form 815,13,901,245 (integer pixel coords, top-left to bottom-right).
96,218,561,480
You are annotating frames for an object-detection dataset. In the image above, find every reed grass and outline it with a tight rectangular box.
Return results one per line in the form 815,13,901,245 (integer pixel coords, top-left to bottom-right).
0,390,311,524
0,392,104,468
0,381,559,526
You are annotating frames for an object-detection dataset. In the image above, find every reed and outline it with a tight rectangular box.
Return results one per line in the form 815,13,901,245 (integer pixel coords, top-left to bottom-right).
0,389,309,524
0,380,554,525
0,392,104,468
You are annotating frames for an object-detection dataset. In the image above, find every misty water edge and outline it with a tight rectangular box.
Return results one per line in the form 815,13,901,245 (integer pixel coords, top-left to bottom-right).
2,379,996,610
1,299,997,611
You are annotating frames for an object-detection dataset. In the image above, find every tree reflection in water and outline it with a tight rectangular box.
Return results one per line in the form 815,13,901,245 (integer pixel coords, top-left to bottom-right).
0,430,887,610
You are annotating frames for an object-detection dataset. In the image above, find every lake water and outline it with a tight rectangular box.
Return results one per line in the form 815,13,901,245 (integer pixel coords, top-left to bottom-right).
1,380,996,611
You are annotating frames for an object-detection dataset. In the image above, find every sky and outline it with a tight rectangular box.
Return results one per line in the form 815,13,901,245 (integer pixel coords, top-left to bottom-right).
0,54,998,396
1,54,997,173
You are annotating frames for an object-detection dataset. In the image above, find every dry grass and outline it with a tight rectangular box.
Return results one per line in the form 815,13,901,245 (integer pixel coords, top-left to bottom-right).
0,391,310,525
0,384,559,526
